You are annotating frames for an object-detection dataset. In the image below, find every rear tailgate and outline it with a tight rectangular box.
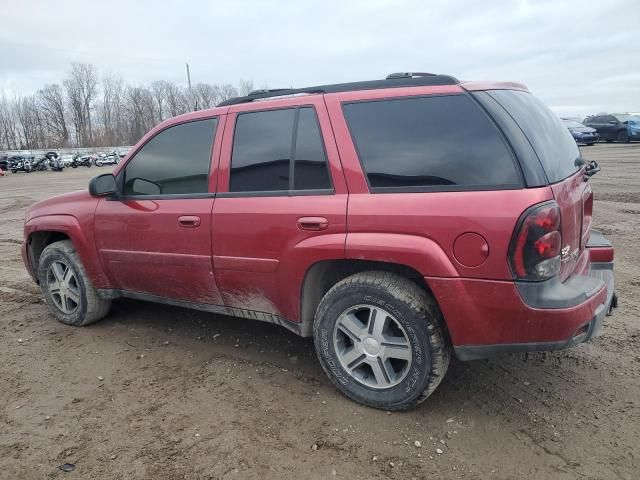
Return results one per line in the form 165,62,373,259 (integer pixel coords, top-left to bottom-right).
550,171,591,281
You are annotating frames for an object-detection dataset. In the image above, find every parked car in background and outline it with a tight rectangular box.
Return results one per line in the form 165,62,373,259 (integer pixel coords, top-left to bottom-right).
584,113,640,143
22,73,616,410
561,119,599,145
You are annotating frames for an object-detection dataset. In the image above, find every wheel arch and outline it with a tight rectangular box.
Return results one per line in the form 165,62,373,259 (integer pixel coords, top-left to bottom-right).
298,258,451,343
25,215,109,288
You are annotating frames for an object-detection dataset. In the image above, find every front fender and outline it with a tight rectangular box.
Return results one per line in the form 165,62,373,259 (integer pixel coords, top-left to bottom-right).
345,232,458,277
24,214,110,288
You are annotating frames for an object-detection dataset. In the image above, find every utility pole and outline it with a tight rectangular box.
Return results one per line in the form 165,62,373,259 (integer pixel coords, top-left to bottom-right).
186,62,194,111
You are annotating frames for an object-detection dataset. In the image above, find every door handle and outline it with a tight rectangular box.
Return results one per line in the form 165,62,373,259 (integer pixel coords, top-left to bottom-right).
178,215,201,228
297,216,329,231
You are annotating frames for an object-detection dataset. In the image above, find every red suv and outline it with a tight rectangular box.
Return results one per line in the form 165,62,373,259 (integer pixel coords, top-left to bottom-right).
22,73,616,410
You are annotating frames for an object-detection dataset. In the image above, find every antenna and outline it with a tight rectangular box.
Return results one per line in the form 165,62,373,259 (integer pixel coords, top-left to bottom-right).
186,63,194,111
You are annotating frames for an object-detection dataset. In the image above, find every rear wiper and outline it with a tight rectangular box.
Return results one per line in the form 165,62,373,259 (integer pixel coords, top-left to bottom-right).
584,160,600,180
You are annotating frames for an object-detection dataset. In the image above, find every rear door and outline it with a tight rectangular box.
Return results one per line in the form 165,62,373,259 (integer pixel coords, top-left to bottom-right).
211,96,348,322
95,116,225,304
485,90,589,280
600,115,618,139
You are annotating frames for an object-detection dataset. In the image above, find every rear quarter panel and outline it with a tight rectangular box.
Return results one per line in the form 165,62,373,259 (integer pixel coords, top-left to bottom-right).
324,88,554,279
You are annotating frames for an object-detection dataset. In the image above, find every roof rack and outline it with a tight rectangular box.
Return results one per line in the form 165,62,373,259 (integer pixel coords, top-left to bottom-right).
217,73,459,106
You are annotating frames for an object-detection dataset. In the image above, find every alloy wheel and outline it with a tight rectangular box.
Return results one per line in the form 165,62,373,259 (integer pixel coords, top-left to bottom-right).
46,260,80,314
333,304,412,389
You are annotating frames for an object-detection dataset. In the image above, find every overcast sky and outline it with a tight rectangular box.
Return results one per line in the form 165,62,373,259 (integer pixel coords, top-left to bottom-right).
1,0,638,117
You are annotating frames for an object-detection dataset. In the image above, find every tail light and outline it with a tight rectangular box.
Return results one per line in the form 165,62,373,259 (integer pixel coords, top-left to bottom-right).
510,201,562,281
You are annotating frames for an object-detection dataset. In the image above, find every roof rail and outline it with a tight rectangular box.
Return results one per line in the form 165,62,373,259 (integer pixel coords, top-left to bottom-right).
217,73,459,107
385,72,437,79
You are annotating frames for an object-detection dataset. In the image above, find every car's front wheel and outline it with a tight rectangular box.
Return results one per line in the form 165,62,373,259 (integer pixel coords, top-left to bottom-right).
37,240,111,326
313,271,450,410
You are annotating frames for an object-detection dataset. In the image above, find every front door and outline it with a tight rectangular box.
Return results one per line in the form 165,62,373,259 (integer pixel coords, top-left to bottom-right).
211,98,348,321
95,116,224,304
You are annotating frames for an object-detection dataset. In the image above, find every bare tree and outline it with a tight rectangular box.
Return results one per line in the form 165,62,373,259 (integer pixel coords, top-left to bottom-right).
193,83,218,110
38,84,69,147
0,62,261,151
166,82,189,117
150,80,170,122
64,63,98,145
238,79,254,96
14,95,45,149
99,74,125,145
215,84,239,104
0,94,19,150
125,86,157,144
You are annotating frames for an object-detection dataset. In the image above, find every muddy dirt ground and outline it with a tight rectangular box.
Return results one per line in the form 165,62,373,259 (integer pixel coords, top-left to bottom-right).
1,144,639,480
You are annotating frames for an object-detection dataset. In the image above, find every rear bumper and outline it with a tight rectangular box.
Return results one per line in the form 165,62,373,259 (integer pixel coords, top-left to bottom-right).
430,230,615,361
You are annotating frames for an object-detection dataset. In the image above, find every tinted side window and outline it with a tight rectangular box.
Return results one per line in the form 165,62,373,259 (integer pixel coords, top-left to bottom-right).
230,107,332,193
230,109,295,192
293,108,331,190
343,95,519,190
487,90,580,184
124,119,216,196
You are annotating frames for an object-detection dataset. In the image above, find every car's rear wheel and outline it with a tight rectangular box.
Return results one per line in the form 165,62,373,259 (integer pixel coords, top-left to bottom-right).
313,271,450,410
618,131,630,143
37,240,111,326
586,143,595,146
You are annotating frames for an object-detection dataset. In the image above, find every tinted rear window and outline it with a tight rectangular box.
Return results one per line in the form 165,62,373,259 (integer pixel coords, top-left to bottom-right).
342,95,520,191
487,90,580,184
230,108,295,192
230,107,332,193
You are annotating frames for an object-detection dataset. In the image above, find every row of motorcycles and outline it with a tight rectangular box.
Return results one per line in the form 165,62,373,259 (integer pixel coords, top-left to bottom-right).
71,151,121,168
2,151,121,173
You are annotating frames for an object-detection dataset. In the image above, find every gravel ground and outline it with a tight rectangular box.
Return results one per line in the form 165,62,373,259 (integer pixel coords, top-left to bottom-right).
1,144,639,479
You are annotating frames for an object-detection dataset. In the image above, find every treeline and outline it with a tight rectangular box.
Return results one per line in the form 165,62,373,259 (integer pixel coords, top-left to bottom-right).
0,63,256,150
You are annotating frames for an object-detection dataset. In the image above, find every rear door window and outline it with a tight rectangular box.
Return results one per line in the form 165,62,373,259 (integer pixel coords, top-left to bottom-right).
230,107,332,193
487,90,580,184
342,95,520,191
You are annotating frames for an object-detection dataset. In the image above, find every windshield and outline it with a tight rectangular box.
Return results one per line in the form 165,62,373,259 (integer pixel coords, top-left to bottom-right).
562,120,585,128
488,90,581,184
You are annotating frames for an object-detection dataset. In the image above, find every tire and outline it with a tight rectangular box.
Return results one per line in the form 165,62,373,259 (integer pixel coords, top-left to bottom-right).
72,164,77,168
37,240,111,326
313,271,450,410
618,131,630,143
11,170,16,173
605,139,614,143
587,143,595,146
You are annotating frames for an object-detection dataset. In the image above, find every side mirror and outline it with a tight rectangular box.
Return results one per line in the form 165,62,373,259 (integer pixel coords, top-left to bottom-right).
89,173,116,197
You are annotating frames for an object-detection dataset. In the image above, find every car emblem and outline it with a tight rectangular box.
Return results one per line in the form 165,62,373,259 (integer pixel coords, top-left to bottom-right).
561,245,570,257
